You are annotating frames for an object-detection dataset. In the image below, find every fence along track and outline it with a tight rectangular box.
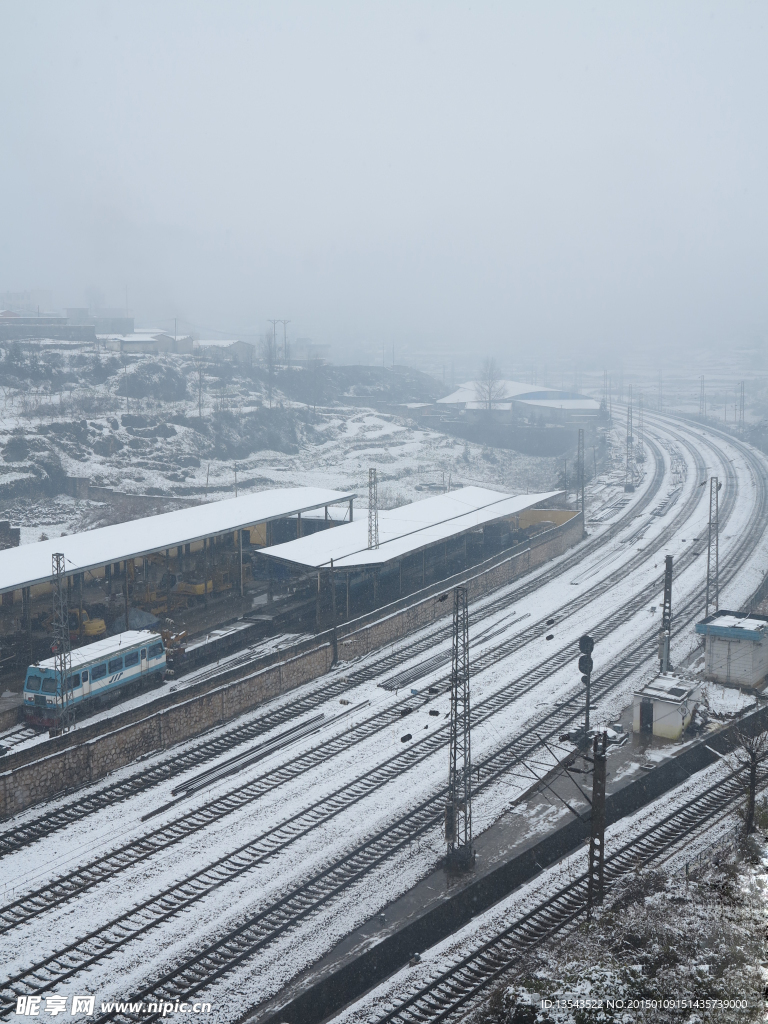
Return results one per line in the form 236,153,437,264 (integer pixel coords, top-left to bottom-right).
0,424,743,1015
374,765,766,1024
0,430,705,935
0,434,666,858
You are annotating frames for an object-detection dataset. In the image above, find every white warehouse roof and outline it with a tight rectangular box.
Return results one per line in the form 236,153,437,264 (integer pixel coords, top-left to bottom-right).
0,487,354,594
437,381,600,412
259,486,562,571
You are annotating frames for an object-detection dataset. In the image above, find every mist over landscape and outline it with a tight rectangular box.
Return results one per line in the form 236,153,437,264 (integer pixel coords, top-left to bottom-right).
2,6,768,1024
2,2,767,367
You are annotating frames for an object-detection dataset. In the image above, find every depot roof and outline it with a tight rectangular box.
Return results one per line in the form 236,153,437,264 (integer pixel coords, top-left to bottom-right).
0,487,355,594
258,486,562,571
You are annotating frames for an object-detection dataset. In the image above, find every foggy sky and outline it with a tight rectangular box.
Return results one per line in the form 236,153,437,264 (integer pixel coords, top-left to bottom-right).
1,2,766,367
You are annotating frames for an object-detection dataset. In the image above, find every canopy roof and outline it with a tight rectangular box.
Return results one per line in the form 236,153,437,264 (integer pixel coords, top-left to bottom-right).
258,486,562,571
0,487,354,594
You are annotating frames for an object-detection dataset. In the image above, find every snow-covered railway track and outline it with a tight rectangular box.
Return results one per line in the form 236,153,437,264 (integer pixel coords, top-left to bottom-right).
74,422,763,1024
0,428,703,933
0,424,753,1020
364,763,767,1024
0,434,665,859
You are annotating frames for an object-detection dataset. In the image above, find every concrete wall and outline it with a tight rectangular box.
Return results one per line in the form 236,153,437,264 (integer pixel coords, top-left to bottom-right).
0,512,583,820
706,634,768,687
0,643,333,819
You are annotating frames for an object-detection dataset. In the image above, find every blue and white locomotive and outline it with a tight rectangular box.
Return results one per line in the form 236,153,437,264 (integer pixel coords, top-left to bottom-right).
23,630,166,728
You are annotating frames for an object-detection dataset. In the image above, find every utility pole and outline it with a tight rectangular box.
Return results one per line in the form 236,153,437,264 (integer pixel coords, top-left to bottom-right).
577,428,585,525
278,320,291,364
705,478,719,618
52,554,74,735
446,585,473,870
624,398,635,492
367,468,379,549
659,555,673,672
268,320,280,364
329,557,338,666
586,731,607,923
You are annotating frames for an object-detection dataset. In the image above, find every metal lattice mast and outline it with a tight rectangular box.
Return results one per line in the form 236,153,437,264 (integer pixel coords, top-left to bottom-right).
659,554,673,672
367,468,379,549
577,428,585,522
624,393,635,490
52,553,74,733
705,477,719,618
445,586,473,870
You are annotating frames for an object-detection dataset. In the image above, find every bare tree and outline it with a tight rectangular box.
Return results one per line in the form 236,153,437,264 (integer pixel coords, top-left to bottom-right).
731,721,768,834
474,358,507,411
260,333,276,409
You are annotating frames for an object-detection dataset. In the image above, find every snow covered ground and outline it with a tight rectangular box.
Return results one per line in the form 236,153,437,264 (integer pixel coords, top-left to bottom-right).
0,414,766,1021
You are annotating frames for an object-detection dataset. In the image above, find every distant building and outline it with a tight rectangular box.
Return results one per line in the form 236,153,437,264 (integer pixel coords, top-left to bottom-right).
193,339,256,365
435,380,600,424
695,610,768,688
67,308,135,334
100,332,193,355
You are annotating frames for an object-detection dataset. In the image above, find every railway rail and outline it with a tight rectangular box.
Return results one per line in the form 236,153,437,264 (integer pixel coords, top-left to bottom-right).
371,764,767,1024
0,430,666,858
0,426,702,931
72,420,761,1024
0,421,757,1020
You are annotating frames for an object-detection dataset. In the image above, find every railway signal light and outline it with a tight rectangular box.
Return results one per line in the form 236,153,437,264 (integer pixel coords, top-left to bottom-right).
578,635,595,738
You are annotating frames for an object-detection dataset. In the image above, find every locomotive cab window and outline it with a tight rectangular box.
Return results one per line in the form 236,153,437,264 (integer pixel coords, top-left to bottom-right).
41,679,58,694
25,676,41,691
124,650,139,667
108,657,123,673
148,643,163,659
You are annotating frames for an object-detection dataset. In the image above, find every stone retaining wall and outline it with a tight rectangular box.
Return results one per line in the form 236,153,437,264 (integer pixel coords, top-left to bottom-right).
1,644,332,818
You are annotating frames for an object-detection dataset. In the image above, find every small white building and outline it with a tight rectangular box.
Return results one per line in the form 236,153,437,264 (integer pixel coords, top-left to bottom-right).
695,610,768,688
633,674,700,741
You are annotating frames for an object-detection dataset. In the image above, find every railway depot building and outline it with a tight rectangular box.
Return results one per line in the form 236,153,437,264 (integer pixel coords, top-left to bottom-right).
695,610,768,689
255,486,580,631
0,487,355,672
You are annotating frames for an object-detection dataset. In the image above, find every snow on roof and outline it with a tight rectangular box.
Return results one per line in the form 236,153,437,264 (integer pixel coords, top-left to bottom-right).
0,487,354,594
636,673,699,701
33,631,160,671
695,610,768,641
437,381,599,409
193,338,251,349
437,381,539,404
259,486,562,571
